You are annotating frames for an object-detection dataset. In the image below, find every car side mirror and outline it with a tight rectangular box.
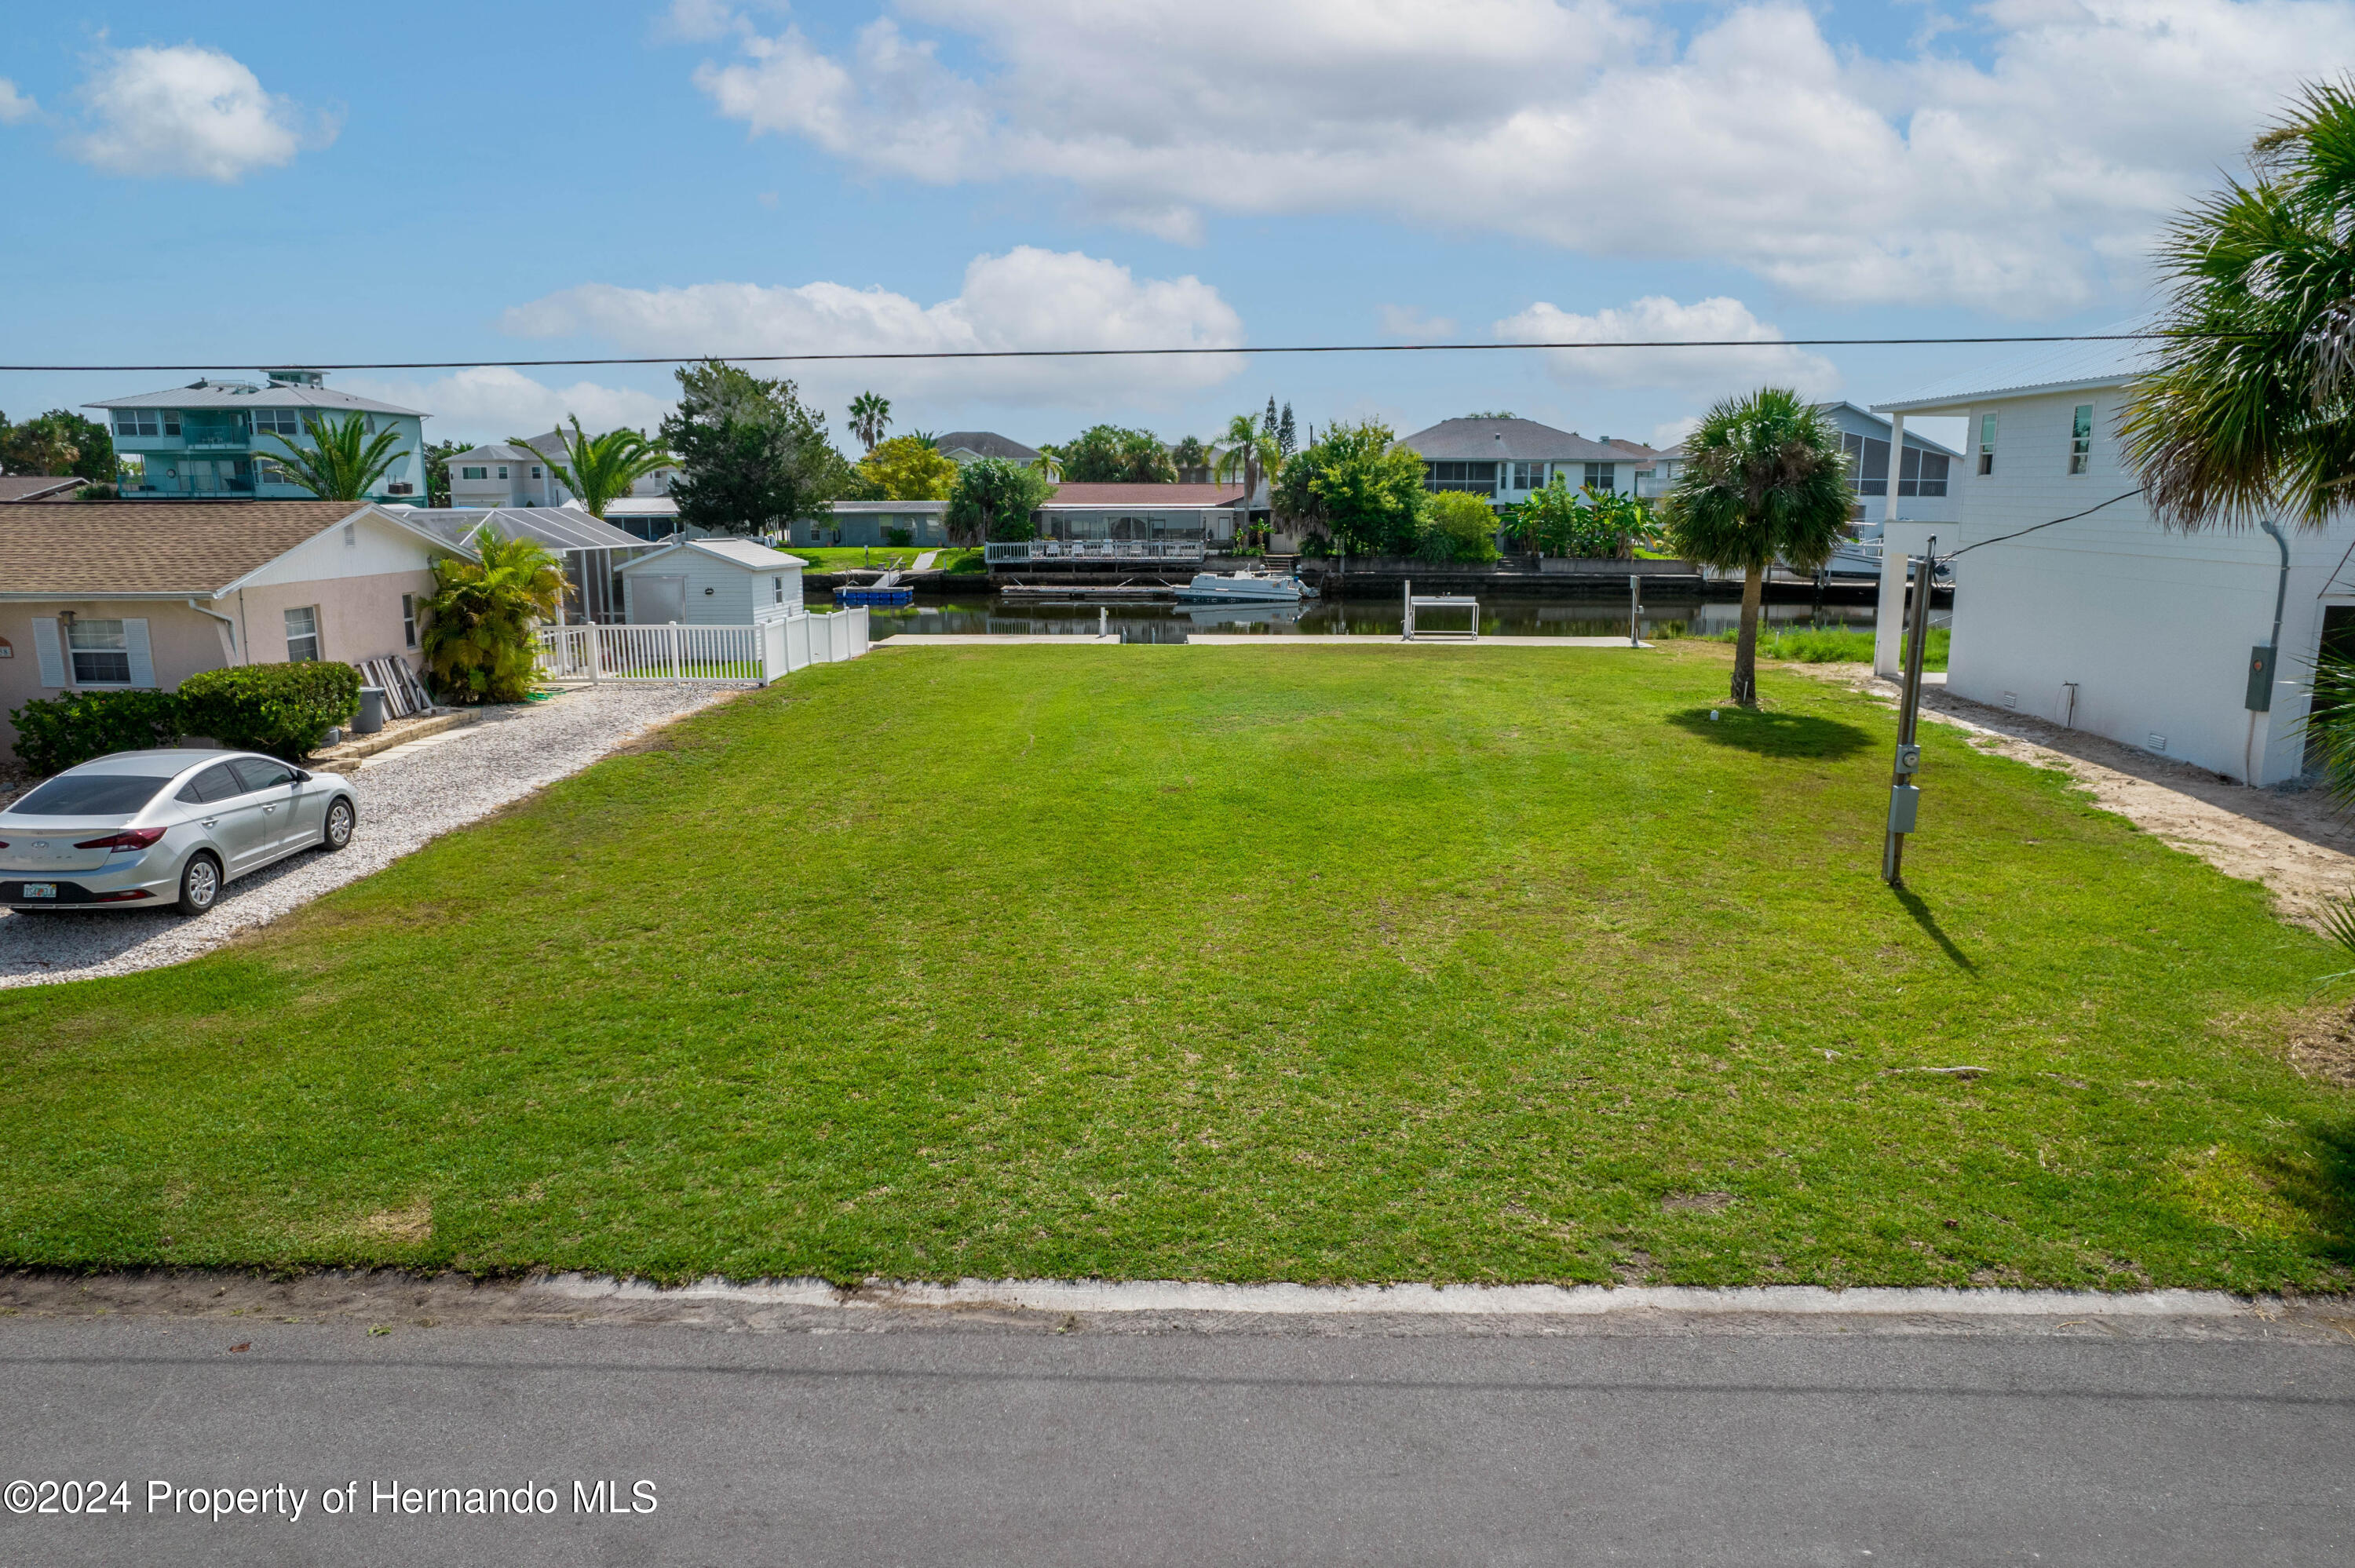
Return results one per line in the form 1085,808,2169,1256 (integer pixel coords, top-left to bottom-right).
292,768,312,783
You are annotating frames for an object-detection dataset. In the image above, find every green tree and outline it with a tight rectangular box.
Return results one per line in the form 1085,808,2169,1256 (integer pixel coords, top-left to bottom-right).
1663,388,1851,707
860,434,959,499
1171,434,1212,475
1277,403,1297,458
1028,443,1065,482
1513,480,1660,558
848,392,892,453
1422,489,1502,563
1057,424,1178,483
527,416,680,518
1,409,115,484
945,457,1053,544
1272,420,1428,557
662,360,852,536
1214,412,1280,496
261,412,411,501
420,527,564,704
2121,80,2355,531
421,439,471,508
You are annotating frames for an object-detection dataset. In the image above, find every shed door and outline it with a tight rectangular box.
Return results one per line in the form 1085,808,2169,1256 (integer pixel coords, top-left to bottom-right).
638,575,687,624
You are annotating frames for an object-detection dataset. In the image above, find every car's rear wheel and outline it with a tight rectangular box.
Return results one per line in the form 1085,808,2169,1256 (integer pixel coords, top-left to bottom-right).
323,797,356,851
175,853,222,917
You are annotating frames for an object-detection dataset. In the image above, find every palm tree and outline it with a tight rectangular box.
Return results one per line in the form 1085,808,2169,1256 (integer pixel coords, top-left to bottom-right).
420,526,565,704
524,416,679,518
1028,443,1065,482
907,429,939,449
1214,413,1280,496
261,412,410,501
1663,388,1851,706
2120,80,2355,531
848,392,892,453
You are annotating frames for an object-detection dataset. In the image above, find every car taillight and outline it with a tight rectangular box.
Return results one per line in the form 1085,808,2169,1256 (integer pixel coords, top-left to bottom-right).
74,828,167,851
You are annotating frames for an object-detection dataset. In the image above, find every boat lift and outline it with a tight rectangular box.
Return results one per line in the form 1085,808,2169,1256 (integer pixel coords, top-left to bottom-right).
1402,580,1481,641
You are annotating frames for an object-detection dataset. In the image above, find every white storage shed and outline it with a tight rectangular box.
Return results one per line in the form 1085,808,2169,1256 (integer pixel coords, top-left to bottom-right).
616,537,805,625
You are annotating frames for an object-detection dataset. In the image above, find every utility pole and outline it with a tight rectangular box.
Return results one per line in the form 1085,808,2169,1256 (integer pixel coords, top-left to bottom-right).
1882,536,1937,887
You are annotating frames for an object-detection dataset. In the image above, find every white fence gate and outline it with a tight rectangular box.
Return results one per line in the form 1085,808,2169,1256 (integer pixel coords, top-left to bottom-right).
537,607,870,687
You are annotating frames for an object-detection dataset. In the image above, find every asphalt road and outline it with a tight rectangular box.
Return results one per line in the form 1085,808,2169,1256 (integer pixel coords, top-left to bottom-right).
2,1311,2350,1566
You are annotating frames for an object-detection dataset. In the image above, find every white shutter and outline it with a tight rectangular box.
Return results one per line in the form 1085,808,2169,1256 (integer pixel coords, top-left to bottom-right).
31,617,64,687
123,618,155,688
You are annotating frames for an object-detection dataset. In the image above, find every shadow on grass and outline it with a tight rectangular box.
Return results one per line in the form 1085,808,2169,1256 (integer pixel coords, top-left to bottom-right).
1893,886,1978,973
1667,707,1871,760
2279,1118,2355,1264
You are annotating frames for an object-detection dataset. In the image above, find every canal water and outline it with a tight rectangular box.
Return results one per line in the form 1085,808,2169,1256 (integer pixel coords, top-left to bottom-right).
867,594,1891,644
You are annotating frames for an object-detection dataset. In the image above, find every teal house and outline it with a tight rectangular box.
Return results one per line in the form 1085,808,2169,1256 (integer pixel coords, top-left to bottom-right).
87,369,429,502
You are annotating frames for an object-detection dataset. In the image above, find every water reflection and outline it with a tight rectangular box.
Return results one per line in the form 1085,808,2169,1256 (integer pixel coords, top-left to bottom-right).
869,595,1885,644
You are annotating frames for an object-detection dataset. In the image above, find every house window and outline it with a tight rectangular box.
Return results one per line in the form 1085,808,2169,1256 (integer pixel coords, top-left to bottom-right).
531,466,542,480
1899,448,1950,498
401,593,418,649
283,606,320,663
254,408,301,436
67,619,131,685
462,466,487,480
772,575,785,605
1510,461,1546,490
1583,462,1616,492
162,411,181,436
1426,461,1497,493
2069,403,2093,475
496,465,509,480
1977,414,1998,476
113,410,161,438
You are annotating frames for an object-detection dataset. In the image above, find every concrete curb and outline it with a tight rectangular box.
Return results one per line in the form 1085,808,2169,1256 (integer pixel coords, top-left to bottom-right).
531,1274,2309,1319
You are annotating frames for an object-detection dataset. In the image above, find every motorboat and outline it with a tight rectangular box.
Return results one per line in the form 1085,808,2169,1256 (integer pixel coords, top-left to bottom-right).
1174,570,1313,603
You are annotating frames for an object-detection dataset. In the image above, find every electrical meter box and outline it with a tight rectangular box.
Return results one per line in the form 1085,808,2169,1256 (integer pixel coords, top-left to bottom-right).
2246,644,2277,712
1888,784,1921,833
1894,743,1922,772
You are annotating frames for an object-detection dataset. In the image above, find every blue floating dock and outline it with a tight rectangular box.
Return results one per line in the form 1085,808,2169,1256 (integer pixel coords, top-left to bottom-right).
836,586,915,607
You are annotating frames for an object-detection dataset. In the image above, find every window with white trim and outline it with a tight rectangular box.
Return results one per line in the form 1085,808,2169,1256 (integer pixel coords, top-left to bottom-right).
496,465,509,480
1583,461,1616,491
254,408,301,436
283,606,320,663
772,575,785,605
1509,461,1546,490
2069,404,2093,475
461,466,487,480
113,410,161,438
401,594,418,649
1977,414,1998,476
68,620,131,685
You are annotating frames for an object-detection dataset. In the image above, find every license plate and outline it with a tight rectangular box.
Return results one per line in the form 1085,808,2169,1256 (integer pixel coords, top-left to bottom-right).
20,884,57,899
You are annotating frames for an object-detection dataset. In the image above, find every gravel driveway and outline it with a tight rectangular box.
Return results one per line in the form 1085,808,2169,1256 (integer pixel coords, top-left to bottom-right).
0,684,742,990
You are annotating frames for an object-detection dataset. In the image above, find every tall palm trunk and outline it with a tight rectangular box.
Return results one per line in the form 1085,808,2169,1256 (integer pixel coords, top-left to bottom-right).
1731,564,1765,706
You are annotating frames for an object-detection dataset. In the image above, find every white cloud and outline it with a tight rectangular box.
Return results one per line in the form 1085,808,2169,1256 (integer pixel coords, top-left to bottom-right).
1378,304,1457,341
1648,416,1700,450
0,79,38,125
1494,296,1839,396
659,0,746,42
684,0,2355,312
501,246,1245,407
68,44,332,181
339,367,674,445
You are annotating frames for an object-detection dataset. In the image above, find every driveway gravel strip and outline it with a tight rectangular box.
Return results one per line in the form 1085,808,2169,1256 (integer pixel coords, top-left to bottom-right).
0,684,743,990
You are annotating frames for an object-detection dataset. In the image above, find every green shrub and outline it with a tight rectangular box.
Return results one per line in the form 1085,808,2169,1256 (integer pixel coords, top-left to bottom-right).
9,689,184,775
178,662,362,760
883,525,914,547
1419,490,1502,563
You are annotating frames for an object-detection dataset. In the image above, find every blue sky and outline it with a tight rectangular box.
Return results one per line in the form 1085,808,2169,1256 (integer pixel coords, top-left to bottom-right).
2,1,2346,454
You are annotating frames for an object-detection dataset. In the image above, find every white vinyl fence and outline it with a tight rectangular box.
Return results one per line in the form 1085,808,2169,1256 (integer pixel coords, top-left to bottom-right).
536,607,870,687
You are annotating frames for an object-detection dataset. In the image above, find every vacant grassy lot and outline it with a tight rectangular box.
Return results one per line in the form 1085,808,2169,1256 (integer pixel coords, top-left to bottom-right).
2,645,2348,1289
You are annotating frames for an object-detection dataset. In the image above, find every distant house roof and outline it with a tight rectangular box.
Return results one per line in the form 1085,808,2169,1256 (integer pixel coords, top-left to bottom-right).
0,502,461,598
395,506,644,554
1874,325,2159,414
1816,401,1966,457
601,496,679,516
85,378,427,418
936,431,1042,465
1044,483,1249,507
447,443,549,464
832,498,947,512
619,535,808,573
1601,437,1661,459
1394,418,1635,463
0,476,89,503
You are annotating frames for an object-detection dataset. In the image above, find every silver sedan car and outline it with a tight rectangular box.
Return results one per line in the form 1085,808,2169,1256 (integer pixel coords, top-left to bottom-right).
0,749,357,917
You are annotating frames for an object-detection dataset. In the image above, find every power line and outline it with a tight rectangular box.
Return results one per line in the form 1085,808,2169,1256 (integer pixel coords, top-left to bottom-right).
1942,488,2146,558
0,330,2265,376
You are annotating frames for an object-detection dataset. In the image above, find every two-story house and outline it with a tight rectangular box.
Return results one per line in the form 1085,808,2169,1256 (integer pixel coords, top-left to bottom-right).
1393,418,1649,509
443,431,685,539
89,370,429,503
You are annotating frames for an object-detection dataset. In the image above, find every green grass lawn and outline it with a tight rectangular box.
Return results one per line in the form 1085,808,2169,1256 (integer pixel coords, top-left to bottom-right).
1697,624,1950,671
792,545,982,572
2,646,2348,1289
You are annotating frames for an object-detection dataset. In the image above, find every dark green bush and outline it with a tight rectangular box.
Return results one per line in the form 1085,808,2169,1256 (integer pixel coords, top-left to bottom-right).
9,689,185,775
178,662,362,760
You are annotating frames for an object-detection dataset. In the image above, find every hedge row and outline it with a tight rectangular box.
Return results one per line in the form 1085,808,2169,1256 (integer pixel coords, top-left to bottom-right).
9,662,363,775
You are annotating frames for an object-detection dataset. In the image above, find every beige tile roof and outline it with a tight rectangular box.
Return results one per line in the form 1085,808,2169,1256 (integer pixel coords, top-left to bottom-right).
0,501,371,596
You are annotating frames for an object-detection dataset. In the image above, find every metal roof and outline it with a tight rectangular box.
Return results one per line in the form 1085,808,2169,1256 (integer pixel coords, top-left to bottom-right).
447,443,547,463
395,506,644,553
85,378,427,418
1393,418,1634,462
1874,325,2160,414
832,498,947,512
619,535,809,572
1043,483,1248,507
